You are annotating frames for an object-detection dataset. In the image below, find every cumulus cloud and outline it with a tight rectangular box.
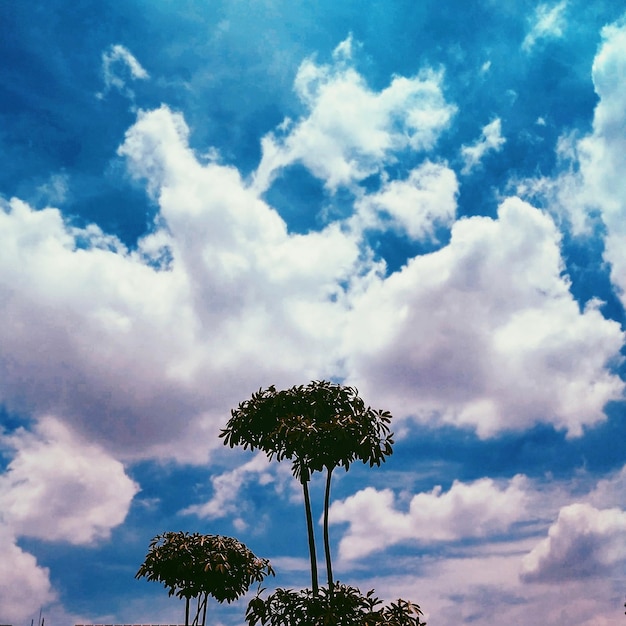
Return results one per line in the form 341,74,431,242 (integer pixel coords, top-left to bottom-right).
253,36,456,192
0,104,367,462
521,503,626,582
575,20,626,308
588,464,626,510
329,476,528,560
460,118,506,175
343,196,624,437
0,416,136,622
522,1,568,52
520,19,626,310
0,526,55,624
97,44,149,100
354,161,458,240
0,416,139,543
1,31,624,493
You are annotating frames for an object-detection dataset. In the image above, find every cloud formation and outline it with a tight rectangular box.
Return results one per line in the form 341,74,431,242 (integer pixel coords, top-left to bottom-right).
0,526,55,624
343,197,624,437
521,502,626,582
253,36,456,192
354,161,458,240
181,452,274,520
460,118,506,175
97,44,149,99
329,476,528,560
0,416,138,543
522,1,568,52
0,417,137,623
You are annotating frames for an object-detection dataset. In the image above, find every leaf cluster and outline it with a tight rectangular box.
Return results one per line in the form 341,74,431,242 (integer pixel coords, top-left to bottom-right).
245,583,425,626
220,380,394,482
135,531,274,603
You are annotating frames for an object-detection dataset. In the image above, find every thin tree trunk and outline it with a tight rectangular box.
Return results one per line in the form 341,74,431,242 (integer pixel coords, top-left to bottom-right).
302,476,319,595
185,597,190,626
201,593,208,626
323,466,334,592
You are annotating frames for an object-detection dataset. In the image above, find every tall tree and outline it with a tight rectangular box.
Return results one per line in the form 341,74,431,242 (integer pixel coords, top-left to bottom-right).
220,380,394,594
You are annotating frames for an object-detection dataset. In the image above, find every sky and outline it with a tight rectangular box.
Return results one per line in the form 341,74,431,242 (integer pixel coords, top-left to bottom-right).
1,1,626,624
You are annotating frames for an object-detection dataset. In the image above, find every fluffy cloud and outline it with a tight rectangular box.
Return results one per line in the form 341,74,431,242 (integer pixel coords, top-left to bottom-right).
354,161,458,240
521,503,626,582
0,107,363,461
460,118,506,175
576,20,626,308
329,476,528,560
0,527,56,624
0,416,138,543
344,196,624,437
1,29,624,484
522,20,626,309
0,416,136,623
253,36,456,192
522,1,568,52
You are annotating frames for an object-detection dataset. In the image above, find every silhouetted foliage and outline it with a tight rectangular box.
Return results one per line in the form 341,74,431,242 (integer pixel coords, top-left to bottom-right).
221,380,394,482
245,583,426,626
136,531,274,626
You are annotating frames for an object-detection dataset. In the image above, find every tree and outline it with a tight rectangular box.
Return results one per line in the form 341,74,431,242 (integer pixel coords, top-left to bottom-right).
135,531,274,626
245,583,425,626
220,380,394,595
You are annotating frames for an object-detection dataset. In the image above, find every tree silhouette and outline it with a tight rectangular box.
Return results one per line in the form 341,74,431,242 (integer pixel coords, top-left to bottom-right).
220,380,394,594
136,531,274,626
246,583,425,626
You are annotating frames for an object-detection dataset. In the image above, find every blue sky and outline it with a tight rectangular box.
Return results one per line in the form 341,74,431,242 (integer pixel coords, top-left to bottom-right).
1,1,626,624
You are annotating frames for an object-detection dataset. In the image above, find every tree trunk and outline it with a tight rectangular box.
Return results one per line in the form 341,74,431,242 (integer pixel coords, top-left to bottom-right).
302,476,319,595
323,466,334,592
185,597,190,626
201,593,208,626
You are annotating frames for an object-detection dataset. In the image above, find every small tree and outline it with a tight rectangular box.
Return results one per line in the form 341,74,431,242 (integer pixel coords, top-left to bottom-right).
246,583,425,626
220,380,394,594
136,531,274,626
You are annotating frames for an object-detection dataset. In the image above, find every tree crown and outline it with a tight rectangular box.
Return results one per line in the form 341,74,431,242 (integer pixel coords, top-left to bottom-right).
135,531,274,603
220,380,394,481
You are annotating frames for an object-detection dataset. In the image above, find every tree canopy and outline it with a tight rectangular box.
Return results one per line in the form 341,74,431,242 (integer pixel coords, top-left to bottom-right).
220,380,394,482
135,531,274,603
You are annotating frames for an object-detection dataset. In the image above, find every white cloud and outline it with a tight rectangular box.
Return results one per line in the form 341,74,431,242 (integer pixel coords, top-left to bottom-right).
0,32,624,492
521,503,626,582
329,475,528,560
354,161,458,240
253,36,456,192
0,104,366,463
0,526,56,624
0,416,139,544
460,118,506,175
522,19,626,309
343,196,624,437
577,20,626,308
97,44,149,99
181,452,274,519
363,551,624,626
588,464,626,510
522,1,568,52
